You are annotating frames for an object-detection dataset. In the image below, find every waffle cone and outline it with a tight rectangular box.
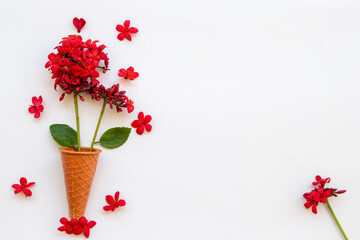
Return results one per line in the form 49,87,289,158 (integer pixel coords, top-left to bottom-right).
59,147,101,219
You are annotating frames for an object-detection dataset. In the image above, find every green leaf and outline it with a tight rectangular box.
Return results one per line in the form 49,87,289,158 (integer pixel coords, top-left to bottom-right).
50,124,78,147
100,127,131,149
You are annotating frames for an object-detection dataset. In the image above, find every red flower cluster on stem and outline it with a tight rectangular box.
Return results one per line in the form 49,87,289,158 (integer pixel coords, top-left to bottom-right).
45,35,109,99
303,175,346,214
58,216,96,238
88,84,134,113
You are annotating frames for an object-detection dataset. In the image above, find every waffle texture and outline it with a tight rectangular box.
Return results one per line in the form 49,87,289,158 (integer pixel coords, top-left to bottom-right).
59,147,101,219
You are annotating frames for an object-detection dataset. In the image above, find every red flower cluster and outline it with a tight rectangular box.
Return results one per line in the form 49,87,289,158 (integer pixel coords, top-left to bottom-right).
45,35,109,99
12,177,35,197
303,175,346,214
88,84,134,113
103,191,126,212
73,17,86,33
131,112,152,135
118,66,139,80
116,20,138,41
58,216,96,238
28,96,44,118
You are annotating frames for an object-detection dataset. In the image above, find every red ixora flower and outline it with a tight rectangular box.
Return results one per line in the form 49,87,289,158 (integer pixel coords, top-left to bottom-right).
58,217,82,235
131,112,152,135
118,66,139,80
58,216,96,238
12,177,35,197
79,216,96,238
73,17,86,33
28,96,44,118
103,191,126,212
303,175,346,214
116,20,138,41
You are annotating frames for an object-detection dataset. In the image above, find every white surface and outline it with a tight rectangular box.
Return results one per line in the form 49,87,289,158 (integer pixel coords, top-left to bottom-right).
0,0,359,239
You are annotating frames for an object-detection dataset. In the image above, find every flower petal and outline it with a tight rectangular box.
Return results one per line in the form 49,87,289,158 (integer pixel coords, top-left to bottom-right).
106,195,115,205
128,27,138,33
138,112,144,121
103,205,113,211
124,20,130,29
116,24,124,32
117,33,125,41
136,125,145,135
124,32,132,41
23,188,32,197
144,123,152,132
20,177,28,186
114,191,120,202
144,115,152,123
28,106,36,113
117,199,126,207
88,221,96,228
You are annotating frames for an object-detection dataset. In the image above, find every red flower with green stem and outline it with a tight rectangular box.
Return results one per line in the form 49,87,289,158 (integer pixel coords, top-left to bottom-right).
46,35,135,152
303,175,348,239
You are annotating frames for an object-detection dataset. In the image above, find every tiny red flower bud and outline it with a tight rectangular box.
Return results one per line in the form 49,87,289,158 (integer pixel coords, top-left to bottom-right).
59,93,65,101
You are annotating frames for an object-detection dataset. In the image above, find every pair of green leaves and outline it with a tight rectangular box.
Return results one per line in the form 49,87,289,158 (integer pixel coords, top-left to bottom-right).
49,124,131,149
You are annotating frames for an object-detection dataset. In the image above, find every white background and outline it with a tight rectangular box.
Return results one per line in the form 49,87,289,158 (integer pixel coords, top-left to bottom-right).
0,0,359,239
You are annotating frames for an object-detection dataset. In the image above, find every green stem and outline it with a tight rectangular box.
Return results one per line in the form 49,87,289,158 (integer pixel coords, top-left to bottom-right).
74,94,81,152
326,200,348,240
89,99,107,151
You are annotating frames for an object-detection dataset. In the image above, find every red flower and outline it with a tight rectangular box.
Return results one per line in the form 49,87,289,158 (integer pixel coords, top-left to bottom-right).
131,112,152,135
73,17,86,33
103,191,126,212
12,177,35,197
28,96,44,118
303,192,319,214
312,175,330,187
116,20,138,41
303,175,346,214
78,216,96,238
58,217,82,235
118,66,139,80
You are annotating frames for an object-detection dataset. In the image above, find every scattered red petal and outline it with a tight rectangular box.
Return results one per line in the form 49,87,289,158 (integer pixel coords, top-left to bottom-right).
131,112,152,135
12,177,35,197
28,96,44,118
118,66,139,80
73,17,86,33
116,20,138,41
103,191,126,212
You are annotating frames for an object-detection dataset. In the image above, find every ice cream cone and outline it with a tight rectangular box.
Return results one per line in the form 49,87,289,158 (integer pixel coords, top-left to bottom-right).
59,147,101,219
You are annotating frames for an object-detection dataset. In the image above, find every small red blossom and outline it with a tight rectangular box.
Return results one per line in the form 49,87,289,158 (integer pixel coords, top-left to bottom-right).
103,191,126,212
73,18,86,33
58,217,82,235
78,216,96,238
312,175,330,187
303,175,346,214
131,112,152,135
28,96,44,118
118,66,139,80
116,20,138,41
12,177,35,197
